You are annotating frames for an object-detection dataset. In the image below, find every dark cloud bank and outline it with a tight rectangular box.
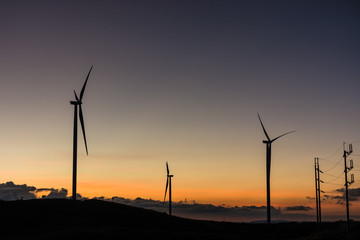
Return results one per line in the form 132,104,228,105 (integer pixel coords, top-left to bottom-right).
0,181,346,222
308,187,360,206
106,197,314,222
333,188,360,204
0,182,68,200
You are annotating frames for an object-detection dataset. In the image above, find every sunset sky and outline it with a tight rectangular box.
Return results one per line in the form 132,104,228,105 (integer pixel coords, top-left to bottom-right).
1,0,360,221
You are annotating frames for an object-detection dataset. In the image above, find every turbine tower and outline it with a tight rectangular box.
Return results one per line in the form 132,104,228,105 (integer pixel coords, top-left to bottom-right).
164,162,174,216
257,113,295,224
70,66,93,200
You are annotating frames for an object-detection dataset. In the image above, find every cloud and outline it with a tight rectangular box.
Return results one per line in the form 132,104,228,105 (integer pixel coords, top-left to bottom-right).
0,181,37,201
285,206,312,211
108,197,311,222
0,182,314,222
323,194,343,200
0,182,68,200
335,187,360,198
47,188,68,199
350,188,360,197
323,188,360,205
36,188,53,192
306,196,315,200
36,188,68,199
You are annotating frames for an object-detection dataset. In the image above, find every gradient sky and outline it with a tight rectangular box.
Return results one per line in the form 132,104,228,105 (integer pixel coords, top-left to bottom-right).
1,0,360,220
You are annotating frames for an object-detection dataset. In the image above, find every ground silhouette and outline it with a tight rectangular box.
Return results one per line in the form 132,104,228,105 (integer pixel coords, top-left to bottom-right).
0,199,358,239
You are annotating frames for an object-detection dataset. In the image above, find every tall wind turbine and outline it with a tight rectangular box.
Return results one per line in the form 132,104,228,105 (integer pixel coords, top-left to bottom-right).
257,113,295,224
70,66,93,200
164,162,174,216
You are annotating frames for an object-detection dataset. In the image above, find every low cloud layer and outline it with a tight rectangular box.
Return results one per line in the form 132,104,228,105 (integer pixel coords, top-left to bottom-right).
0,181,338,222
285,206,312,211
336,187,360,198
318,188,360,205
0,182,68,201
37,188,68,199
0,181,316,222
0,182,37,201
106,197,313,222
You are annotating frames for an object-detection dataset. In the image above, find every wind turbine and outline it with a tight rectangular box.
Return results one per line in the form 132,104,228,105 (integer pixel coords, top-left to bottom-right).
70,66,93,200
257,113,295,224
164,161,174,216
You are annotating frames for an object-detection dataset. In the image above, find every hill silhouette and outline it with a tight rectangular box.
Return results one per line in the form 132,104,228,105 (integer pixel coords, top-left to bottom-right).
0,199,358,240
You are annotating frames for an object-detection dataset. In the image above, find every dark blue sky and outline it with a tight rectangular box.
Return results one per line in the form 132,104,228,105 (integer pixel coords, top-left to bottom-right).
0,0,360,211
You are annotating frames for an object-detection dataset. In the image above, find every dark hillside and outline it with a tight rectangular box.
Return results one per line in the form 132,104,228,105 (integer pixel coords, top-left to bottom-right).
0,199,358,240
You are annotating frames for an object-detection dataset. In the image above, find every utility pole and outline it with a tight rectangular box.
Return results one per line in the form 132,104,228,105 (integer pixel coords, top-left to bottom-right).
343,143,354,232
317,160,323,224
314,158,319,225
314,158,323,225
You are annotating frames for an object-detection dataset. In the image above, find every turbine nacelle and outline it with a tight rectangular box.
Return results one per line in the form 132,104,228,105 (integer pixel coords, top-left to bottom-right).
70,101,83,105
70,100,83,105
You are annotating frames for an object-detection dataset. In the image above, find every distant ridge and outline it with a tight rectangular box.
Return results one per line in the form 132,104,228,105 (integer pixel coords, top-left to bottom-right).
0,199,359,240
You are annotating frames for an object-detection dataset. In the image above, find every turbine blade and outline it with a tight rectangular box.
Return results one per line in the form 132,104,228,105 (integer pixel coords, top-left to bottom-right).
257,113,270,141
271,130,296,142
80,66,93,101
74,91,80,102
166,162,169,175
164,178,169,202
79,104,88,155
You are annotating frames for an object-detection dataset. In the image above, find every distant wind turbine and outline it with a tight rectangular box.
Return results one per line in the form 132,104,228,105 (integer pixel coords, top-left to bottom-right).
257,113,295,224
70,66,93,200
164,162,174,216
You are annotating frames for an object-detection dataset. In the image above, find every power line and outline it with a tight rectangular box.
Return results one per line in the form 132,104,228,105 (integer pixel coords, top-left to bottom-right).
321,190,339,194
322,182,344,186
322,171,345,181
319,145,343,160
321,157,343,173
